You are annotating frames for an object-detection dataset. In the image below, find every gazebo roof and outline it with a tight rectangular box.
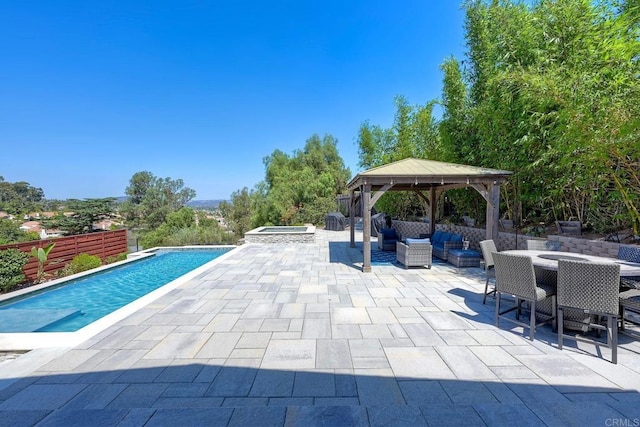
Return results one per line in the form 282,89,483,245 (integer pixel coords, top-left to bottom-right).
347,158,512,191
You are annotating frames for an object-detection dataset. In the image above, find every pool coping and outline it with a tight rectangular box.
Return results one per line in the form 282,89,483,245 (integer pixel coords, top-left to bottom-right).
0,245,240,350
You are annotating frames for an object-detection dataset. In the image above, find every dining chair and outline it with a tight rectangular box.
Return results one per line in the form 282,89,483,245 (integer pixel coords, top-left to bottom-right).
526,239,561,251
617,246,640,290
492,252,557,340
619,288,640,340
479,239,497,304
556,259,621,364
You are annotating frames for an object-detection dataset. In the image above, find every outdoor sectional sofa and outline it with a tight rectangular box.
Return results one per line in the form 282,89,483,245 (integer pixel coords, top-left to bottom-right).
377,219,431,251
431,230,464,261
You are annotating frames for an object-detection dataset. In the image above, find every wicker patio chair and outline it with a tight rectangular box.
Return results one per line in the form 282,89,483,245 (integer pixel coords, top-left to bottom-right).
479,239,497,304
557,259,621,364
618,246,640,290
619,288,640,340
493,252,557,341
396,240,432,269
526,239,561,251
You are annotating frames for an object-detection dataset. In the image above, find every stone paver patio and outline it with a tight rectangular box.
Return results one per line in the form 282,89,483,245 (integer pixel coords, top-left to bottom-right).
0,229,639,426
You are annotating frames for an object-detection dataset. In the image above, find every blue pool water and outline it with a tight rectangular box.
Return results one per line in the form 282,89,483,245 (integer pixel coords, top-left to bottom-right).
0,248,230,333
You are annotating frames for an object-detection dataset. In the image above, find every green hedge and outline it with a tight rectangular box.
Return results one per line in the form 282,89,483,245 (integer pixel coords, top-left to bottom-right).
58,253,102,277
0,249,30,292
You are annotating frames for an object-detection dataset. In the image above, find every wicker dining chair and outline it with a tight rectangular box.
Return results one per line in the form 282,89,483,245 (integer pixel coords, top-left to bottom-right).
526,239,561,251
556,260,621,364
493,252,557,341
479,239,497,304
619,288,640,340
618,246,640,290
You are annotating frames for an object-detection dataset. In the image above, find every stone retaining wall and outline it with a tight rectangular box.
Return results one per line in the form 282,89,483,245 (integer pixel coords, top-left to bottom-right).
244,233,315,244
435,224,633,258
390,220,430,240
244,226,316,244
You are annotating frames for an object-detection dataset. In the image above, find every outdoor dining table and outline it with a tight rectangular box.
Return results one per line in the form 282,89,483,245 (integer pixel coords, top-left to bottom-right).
500,250,640,331
501,250,640,277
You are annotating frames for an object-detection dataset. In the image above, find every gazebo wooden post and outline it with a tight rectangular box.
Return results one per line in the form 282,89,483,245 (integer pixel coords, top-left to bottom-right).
429,187,436,235
349,189,356,248
485,183,501,241
362,183,372,272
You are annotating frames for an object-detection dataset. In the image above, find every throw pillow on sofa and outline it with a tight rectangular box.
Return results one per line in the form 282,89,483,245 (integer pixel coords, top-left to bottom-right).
450,234,463,242
406,238,430,245
381,228,397,240
440,232,452,242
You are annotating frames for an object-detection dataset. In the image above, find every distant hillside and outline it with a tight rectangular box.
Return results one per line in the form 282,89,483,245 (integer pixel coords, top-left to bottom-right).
114,197,226,209
186,199,226,209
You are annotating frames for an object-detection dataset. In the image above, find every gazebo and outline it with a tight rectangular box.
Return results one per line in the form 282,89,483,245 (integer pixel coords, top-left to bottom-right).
347,158,512,272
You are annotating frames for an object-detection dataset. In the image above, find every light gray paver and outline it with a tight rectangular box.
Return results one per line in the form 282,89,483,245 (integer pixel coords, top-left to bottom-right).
402,323,447,346
332,307,371,324
367,405,427,427
228,406,287,427
36,409,129,427
249,370,294,397
293,371,334,397
316,339,352,369
0,384,86,410
144,333,210,359
145,408,233,426
1,229,639,426
354,370,405,406
195,332,242,358
302,318,331,339
284,405,369,427
261,339,316,369
436,346,498,380
386,347,456,380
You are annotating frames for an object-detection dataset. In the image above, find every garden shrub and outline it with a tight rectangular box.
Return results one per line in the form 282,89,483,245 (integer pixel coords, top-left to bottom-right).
0,249,30,292
105,252,128,264
58,253,102,277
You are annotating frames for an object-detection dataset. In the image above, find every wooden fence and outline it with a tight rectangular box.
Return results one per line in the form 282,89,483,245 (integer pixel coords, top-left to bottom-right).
0,229,128,282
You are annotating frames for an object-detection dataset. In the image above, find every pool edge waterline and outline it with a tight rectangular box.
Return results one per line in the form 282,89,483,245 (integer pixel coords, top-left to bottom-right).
0,245,240,350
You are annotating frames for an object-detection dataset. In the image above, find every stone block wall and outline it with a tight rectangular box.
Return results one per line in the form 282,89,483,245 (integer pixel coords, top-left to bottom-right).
434,224,485,251
391,220,430,240
435,224,632,259
244,233,315,244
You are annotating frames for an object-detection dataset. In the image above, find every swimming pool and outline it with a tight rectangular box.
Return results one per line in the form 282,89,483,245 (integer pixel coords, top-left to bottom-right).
0,248,231,334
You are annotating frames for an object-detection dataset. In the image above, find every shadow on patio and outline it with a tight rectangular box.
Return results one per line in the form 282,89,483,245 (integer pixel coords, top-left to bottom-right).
0,364,638,425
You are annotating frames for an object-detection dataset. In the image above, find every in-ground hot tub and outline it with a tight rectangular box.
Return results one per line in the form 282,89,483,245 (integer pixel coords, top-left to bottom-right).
244,225,316,243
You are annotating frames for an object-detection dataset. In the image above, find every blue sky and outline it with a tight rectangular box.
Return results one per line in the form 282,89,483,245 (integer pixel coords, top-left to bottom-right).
1,1,466,201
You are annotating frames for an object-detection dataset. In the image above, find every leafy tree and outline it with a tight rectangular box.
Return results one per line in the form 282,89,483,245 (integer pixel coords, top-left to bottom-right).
47,198,117,235
251,134,351,227
0,218,39,244
139,207,233,248
354,0,639,234
219,187,253,238
120,171,196,230
356,97,440,219
0,177,45,215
